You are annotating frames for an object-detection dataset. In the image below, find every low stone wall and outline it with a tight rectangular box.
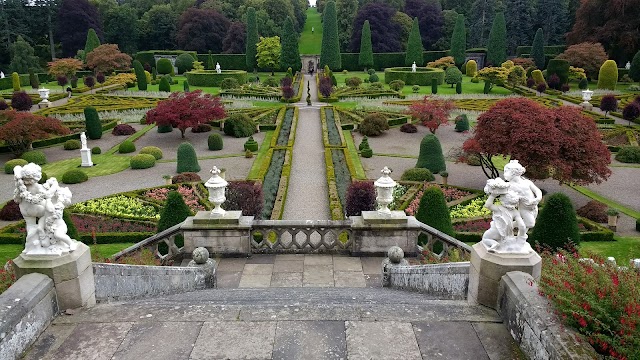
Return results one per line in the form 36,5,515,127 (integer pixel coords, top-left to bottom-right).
388,262,470,299
0,273,58,360
498,271,599,359
93,263,215,302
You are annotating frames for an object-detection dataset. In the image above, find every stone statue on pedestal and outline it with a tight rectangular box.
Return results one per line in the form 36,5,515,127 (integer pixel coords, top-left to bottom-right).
412,62,417,73
80,132,88,149
215,62,221,74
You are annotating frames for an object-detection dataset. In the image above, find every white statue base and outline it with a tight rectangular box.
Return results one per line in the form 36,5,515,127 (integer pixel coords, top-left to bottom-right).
481,236,534,255
80,148,93,167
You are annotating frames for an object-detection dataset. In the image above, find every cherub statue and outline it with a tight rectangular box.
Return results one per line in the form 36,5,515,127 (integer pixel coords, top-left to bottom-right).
40,179,78,252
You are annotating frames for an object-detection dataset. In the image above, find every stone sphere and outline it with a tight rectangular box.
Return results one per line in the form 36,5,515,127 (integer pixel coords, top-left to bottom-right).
192,247,210,264
387,246,404,263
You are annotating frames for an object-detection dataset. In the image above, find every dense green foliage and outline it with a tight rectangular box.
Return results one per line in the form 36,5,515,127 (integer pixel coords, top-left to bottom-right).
344,181,376,216
10,36,39,74
20,150,47,165
130,154,156,169
61,169,89,184
486,12,506,66
445,66,463,87
176,142,201,173
454,114,469,132
63,140,81,150
11,72,20,92
415,186,455,238
157,191,192,234
243,136,259,152
84,107,102,140
4,159,28,174
405,18,424,67
208,133,224,151
175,53,195,74
156,58,173,75
531,28,545,70
62,209,79,241
320,1,342,70
400,168,435,182
280,17,302,72
630,51,640,82
139,146,163,160
597,60,618,90
384,67,444,85
118,140,136,154
159,76,171,92
246,7,258,71
546,59,570,84
450,14,466,67
224,113,256,138
466,60,477,77
133,60,147,91
359,113,389,136
84,28,101,59
615,146,640,164
416,134,446,174
530,193,581,250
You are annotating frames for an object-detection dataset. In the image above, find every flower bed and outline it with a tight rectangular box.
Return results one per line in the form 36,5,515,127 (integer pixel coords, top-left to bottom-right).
71,214,156,233
384,96,562,112
143,185,205,212
34,95,161,116
399,183,481,216
71,195,160,220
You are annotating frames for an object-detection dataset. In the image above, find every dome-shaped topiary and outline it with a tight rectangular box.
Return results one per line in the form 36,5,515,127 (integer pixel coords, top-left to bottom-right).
61,169,88,184
175,53,195,74
20,150,47,165
400,123,417,133
597,60,618,90
11,91,32,111
176,142,200,173
400,168,435,182
345,181,376,216
157,191,192,249
84,106,102,140
63,139,81,150
208,133,223,150
359,113,389,136
139,146,163,160
224,113,256,138
531,69,545,85
130,154,156,169
244,136,258,152
91,146,101,154
454,114,469,132
157,124,173,133
416,134,446,174
615,146,640,163
389,80,405,91
4,159,28,174
112,124,136,136
415,185,454,241
158,76,171,92
529,192,580,250
118,140,136,153
156,58,173,75
466,60,477,78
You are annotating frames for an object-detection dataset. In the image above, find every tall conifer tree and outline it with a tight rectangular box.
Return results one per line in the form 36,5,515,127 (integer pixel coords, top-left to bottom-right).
358,20,373,70
245,7,258,72
405,18,424,66
320,1,341,70
531,28,545,70
336,0,358,52
468,0,497,48
84,28,101,59
450,14,466,67
536,0,568,45
280,17,301,71
486,12,506,66
504,0,536,54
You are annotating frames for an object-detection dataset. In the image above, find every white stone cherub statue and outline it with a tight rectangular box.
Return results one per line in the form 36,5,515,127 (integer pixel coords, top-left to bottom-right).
40,179,78,252
215,62,221,74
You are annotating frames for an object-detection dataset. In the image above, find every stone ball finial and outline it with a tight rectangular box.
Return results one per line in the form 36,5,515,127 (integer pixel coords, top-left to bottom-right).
192,247,210,264
387,246,404,264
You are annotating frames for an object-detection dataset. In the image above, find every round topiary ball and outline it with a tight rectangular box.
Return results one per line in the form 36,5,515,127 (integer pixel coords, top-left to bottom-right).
118,140,136,154
4,159,28,174
224,113,256,138
20,150,47,165
359,113,389,136
175,53,195,74
156,58,173,75
454,114,470,132
61,169,88,184
139,146,163,160
208,133,223,150
400,168,435,182
91,146,101,154
130,154,156,169
63,139,81,150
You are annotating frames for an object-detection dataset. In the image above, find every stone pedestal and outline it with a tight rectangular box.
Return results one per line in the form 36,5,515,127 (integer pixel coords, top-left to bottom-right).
580,101,593,111
351,212,419,256
13,243,95,310
182,211,253,257
468,242,541,309
80,148,93,167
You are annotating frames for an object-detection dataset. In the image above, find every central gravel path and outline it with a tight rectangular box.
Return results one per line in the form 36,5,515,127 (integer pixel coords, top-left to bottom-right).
282,74,330,220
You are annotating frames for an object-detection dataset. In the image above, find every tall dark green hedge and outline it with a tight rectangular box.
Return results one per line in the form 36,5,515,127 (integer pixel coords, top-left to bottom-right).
630,51,640,82
531,28,545,70
320,1,341,70
416,134,446,174
133,60,147,91
159,76,171,92
63,209,79,241
84,107,102,140
486,12,506,66
450,14,466,67
358,20,374,70
246,7,258,72
176,142,200,173
280,17,301,72
415,186,454,238
405,18,424,67
546,58,570,84
530,193,581,250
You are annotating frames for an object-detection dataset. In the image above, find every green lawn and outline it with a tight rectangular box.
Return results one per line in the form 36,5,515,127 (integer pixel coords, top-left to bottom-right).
0,243,135,266
41,154,132,179
299,8,322,54
580,236,640,265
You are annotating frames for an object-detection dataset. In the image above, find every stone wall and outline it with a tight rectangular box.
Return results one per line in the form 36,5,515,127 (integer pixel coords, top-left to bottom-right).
0,273,58,359
498,271,599,359
388,262,470,299
93,263,215,302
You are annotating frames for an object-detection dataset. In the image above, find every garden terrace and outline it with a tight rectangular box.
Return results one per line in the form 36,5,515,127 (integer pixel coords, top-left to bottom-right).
34,95,162,116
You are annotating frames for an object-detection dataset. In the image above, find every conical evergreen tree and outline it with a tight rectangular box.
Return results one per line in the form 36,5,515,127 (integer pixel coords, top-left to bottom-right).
133,60,147,91
531,28,545,70
536,0,568,45
245,7,258,72
84,28,101,59
157,191,193,248
405,18,424,67
450,14,467,68
505,0,536,54
358,20,374,70
468,0,498,48
176,142,201,173
416,134,446,174
280,17,302,71
486,12,506,66
530,193,580,250
415,186,454,237
629,51,640,82
320,1,342,70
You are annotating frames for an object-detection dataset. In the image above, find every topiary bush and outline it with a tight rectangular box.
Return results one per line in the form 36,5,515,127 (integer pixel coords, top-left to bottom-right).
546,59,570,84
400,123,417,133
11,91,32,111
208,133,223,150
345,77,363,88
547,74,561,90
455,81,462,94
175,53,195,74
454,114,469,132
360,147,373,158
176,142,200,173
597,60,618,90
615,146,640,163
63,139,81,150
158,76,171,92
244,136,258,152
130,154,156,169
139,146,163,160
576,200,608,223
172,172,201,184
416,134,446,174
389,80,405,91
191,123,212,133
0,200,22,221
531,69,545,84
444,66,463,87
157,191,192,248
369,73,379,83
412,85,420,93
20,150,47,165
220,77,240,89
61,169,88,184
118,140,136,153
225,181,264,217
345,181,376,216
91,146,101,154
12,72,20,91
84,106,102,140
4,159,28,174
466,60,477,77
157,124,173,133
415,186,455,241
400,168,435,182
112,124,136,136
530,192,581,250
359,113,389,136
156,58,173,75
223,113,256,138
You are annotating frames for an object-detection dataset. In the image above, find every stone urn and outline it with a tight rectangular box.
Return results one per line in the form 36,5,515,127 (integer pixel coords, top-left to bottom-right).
38,88,50,106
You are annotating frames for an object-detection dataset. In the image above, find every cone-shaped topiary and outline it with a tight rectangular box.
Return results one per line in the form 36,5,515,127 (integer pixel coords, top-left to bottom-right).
597,60,618,90
345,181,376,216
157,191,192,248
84,106,102,139
358,20,374,70
29,69,39,89
245,7,258,72
133,60,147,91
244,136,258,152
176,142,200,173
531,28,545,70
183,79,190,92
208,133,223,150
529,192,580,250
84,28,101,59
486,12,506,66
63,209,79,240
466,60,477,78
12,72,20,91
415,185,455,239
456,81,462,94
405,17,424,67
358,136,369,151
159,76,171,92
450,14,466,67
319,1,341,70
416,134,446,174
361,147,373,158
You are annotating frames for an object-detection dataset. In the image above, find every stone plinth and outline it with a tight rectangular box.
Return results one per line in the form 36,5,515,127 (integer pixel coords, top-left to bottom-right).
467,242,541,309
351,214,418,257
182,211,252,257
80,148,93,167
13,242,95,310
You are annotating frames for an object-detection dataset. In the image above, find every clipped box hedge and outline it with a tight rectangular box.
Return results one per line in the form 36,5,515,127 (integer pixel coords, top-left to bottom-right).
0,74,29,90
196,53,247,70
384,67,445,85
185,70,248,87
340,51,448,71
78,232,154,244
516,45,566,57
134,50,197,69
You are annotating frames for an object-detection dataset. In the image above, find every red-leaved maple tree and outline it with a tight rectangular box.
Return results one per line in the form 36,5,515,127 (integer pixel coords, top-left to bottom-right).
462,98,611,185
146,90,226,138
407,96,455,133
0,110,71,155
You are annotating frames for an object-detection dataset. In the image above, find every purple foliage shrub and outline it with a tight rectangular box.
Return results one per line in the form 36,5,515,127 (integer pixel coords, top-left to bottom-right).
536,83,547,94
225,181,264,217
319,76,334,97
400,123,418,133
111,124,136,136
57,75,68,87
345,181,376,216
84,76,96,88
11,91,32,111
0,200,23,221
547,74,561,90
526,78,536,88
282,86,294,99
599,94,618,116
0,99,8,110
96,72,105,84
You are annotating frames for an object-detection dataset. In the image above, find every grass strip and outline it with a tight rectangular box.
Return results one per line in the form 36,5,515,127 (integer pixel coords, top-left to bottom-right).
157,153,245,163
580,236,640,265
570,185,640,219
344,131,367,179
42,154,131,179
106,123,156,155
248,131,274,179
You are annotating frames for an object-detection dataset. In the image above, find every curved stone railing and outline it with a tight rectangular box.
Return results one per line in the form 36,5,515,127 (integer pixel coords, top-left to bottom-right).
416,222,472,259
111,222,183,263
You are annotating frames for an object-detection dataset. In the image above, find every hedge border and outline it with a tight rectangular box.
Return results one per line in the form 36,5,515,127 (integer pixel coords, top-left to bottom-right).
384,67,445,86
184,70,248,87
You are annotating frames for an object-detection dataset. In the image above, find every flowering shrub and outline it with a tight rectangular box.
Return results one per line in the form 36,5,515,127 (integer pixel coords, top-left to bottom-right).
143,186,205,212
71,195,159,220
449,196,492,219
404,185,475,216
539,249,640,359
71,214,156,233
0,261,16,294
453,218,491,232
